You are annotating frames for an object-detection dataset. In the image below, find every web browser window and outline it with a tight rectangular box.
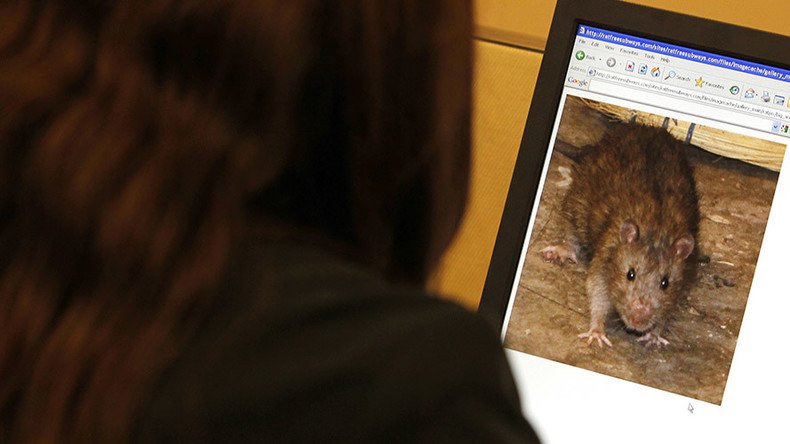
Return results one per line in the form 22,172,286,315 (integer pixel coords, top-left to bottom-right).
500,23,788,443
565,25,790,135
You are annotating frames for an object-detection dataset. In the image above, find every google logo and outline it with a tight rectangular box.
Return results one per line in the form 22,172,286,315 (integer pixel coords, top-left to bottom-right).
567,77,590,88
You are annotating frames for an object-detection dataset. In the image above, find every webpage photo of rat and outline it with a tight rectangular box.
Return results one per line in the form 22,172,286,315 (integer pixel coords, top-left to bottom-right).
504,96,784,405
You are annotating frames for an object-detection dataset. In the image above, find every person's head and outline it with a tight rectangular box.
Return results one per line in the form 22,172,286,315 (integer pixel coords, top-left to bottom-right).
0,0,471,440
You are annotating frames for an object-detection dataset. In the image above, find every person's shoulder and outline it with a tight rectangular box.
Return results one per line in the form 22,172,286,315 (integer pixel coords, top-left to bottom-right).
134,242,538,443
354,289,538,443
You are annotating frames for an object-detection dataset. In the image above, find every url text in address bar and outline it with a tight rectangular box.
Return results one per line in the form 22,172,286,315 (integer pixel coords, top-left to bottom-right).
586,71,790,133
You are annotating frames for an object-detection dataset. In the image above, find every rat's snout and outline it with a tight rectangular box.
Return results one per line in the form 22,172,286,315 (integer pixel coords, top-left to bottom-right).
626,299,653,330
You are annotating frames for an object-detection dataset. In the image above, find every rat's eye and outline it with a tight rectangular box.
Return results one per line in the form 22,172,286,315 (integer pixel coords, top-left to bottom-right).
626,268,635,281
660,276,669,290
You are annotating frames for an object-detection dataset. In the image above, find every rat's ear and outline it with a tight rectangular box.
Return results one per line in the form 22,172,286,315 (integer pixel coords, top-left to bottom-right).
672,234,695,260
620,219,639,244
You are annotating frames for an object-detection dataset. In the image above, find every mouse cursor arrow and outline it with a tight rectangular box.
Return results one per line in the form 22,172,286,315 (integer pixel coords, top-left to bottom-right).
688,403,694,414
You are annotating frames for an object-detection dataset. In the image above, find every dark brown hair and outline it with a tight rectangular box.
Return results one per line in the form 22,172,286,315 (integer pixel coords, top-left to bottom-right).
0,0,471,440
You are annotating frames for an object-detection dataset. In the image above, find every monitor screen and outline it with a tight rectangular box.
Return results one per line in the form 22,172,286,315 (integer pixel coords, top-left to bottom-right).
498,21,788,443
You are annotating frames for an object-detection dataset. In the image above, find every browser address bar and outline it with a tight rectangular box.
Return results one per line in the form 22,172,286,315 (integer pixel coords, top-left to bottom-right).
587,71,790,132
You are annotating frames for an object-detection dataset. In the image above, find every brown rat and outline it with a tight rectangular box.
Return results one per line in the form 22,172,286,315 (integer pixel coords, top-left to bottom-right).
541,122,699,347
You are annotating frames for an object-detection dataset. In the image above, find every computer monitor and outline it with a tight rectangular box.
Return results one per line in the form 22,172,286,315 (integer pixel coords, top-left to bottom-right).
479,1,789,442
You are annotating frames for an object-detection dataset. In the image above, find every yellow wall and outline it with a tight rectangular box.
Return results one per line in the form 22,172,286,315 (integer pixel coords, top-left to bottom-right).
430,0,790,309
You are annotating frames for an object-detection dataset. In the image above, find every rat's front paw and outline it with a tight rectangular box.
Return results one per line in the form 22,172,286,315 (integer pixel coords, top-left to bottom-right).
578,329,612,347
637,331,669,347
541,245,577,265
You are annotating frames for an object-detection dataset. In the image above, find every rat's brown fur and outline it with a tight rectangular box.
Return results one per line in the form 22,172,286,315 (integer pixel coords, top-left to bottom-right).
543,123,699,347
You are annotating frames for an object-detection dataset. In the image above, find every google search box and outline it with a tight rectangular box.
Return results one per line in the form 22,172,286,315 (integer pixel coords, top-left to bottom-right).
584,72,790,134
